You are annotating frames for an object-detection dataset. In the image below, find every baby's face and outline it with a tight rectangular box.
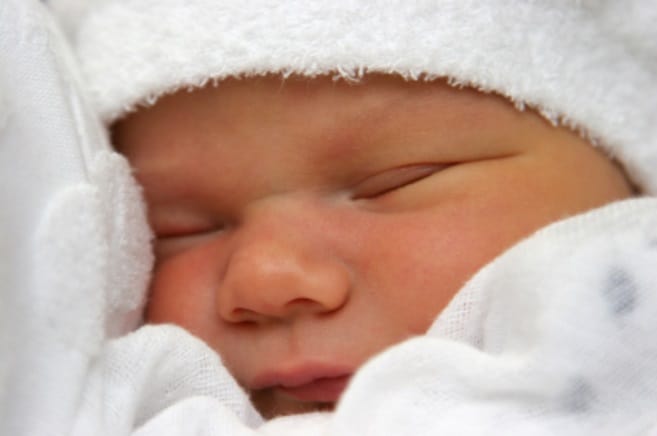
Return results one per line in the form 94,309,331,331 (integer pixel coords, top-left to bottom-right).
113,75,632,418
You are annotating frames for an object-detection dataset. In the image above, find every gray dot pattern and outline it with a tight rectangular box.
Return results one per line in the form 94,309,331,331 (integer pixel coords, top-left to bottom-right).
602,267,637,316
563,377,596,414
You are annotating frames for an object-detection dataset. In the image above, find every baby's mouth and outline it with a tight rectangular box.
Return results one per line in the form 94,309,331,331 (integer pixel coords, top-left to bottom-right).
275,374,351,403
249,363,354,417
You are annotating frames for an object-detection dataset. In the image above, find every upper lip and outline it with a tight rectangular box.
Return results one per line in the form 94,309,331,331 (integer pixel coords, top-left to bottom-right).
250,361,354,390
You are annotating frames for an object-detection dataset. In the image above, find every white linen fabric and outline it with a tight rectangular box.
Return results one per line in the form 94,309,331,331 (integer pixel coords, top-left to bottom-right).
2,0,657,435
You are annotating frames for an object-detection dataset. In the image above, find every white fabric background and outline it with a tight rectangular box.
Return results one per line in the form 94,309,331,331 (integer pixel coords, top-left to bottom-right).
2,1,657,435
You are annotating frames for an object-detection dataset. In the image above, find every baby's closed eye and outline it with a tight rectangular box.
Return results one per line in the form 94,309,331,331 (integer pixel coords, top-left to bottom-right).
351,163,450,199
151,210,225,258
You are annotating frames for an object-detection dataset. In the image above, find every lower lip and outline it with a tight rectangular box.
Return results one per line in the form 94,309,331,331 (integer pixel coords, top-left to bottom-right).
278,375,351,403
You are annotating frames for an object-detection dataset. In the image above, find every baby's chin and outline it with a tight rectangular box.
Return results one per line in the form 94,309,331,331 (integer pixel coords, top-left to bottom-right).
250,388,336,419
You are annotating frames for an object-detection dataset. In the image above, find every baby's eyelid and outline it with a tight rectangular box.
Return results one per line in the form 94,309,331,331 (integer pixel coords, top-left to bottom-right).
154,222,226,239
351,163,449,199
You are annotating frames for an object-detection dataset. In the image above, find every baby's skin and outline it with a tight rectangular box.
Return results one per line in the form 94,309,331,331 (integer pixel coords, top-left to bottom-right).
112,74,633,418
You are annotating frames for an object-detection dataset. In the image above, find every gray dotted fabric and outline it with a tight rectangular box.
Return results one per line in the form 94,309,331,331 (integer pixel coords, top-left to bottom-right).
334,198,657,436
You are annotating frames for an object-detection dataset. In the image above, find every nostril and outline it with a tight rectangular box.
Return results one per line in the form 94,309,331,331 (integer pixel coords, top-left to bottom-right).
227,299,323,323
228,307,266,324
285,297,318,307
284,297,342,316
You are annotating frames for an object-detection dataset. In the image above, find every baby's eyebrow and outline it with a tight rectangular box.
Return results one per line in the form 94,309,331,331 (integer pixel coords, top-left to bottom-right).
316,92,425,148
364,88,495,131
322,90,490,148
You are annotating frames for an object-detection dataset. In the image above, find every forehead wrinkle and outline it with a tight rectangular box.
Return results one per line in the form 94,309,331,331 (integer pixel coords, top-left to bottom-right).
310,91,412,166
363,85,527,151
312,93,437,168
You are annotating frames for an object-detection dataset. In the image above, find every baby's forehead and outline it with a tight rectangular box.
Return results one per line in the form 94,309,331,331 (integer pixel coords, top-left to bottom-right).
112,75,537,156
113,75,611,210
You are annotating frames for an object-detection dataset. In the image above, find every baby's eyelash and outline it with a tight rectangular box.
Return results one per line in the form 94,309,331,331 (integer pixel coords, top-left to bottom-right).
351,164,449,199
154,223,225,239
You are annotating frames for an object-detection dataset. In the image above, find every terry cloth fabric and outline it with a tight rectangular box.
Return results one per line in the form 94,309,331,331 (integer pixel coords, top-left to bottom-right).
1,0,657,435
49,0,657,194
0,1,260,435
0,0,150,432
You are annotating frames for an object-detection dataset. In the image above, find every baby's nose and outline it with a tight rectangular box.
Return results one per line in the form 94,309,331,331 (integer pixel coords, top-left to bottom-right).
216,223,351,324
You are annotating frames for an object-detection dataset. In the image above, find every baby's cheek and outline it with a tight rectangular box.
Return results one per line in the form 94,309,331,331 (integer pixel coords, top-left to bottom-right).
351,212,476,331
144,250,219,337
366,195,546,330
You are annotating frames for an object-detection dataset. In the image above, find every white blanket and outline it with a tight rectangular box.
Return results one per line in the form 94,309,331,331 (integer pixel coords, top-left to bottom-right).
2,1,657,435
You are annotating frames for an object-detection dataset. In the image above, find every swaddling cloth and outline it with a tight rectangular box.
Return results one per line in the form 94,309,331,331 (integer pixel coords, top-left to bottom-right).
67,198,657,436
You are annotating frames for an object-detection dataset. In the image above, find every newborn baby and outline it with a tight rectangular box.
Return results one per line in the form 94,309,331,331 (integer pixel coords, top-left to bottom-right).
19,1,654,434
112,74,633,418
